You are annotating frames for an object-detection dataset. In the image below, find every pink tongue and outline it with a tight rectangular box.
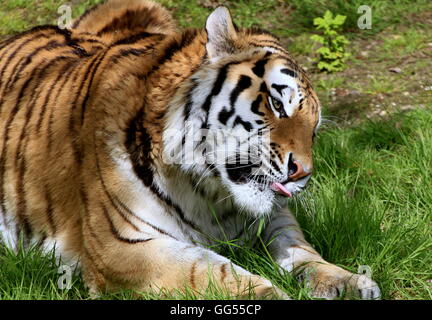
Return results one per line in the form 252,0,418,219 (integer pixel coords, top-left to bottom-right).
270,182,292,198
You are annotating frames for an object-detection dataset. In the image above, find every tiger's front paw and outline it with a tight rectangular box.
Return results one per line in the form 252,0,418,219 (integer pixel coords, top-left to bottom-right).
254,284,291,300
300,263,381,300
245,276,290,300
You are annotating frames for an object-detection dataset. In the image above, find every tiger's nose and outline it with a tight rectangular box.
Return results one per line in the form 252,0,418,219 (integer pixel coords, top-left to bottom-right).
287,157,310,180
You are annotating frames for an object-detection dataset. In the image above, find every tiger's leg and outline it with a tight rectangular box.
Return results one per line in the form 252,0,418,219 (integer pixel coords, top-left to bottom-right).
81,219,287,299
264,207,380,299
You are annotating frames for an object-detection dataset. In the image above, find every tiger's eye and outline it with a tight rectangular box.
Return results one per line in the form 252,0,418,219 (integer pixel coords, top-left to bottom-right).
272,97,283,110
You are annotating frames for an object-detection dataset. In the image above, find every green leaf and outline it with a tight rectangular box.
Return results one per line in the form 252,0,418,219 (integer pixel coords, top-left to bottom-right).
313,17,325,27
323,10,333,22
334,14,347,26
310,34,324,44
326,29,337,36
317,46,331,55
317,61,331,70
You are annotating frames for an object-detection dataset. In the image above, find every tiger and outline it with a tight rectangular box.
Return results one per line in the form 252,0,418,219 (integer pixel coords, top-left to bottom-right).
0,0,380,299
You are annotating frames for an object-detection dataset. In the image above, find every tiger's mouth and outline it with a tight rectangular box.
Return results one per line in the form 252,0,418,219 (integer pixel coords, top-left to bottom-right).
269,182,293,197
225,161,260,184
225,162,303,198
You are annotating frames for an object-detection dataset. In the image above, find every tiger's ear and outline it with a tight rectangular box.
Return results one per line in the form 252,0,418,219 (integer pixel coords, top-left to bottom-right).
205,6,238,62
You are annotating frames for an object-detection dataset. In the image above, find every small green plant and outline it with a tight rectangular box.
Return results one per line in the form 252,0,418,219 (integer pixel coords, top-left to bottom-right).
310,10,350,73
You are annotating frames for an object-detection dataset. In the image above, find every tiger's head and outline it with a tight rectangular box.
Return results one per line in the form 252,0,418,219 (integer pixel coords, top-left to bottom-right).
163,7,321,216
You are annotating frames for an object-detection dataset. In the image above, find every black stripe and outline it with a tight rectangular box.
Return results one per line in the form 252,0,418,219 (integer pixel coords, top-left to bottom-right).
125,109,153,187
69,44,89,58
142,29,199,80
46,59,83,151
72,37,104,45
113,32,162,46
37,232,48,247
298,98,304,111
270,157,283,174
202,63,230,112
79,50,110,126
252,58,269,78
251,94,265,116
4,40,64,93
109,47,148,64
0,34,51,95
230,75,252,107
35,59,77,133
260,39,284,47
95,9,134,36
281,68,298,78
100,203,153,244
218,106,235,125
254,39,287,52
0,36,20,52
16,151,32,243
0,41,17,74
233,116,253,132
250,42,290,56
259,81,268,93
45,64,81,151
183,78,198,122
149,184,203,234
272,84,288,96
246,27,278,39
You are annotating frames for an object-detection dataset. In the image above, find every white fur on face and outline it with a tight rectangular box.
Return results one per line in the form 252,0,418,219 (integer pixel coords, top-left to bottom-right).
266,66,302,118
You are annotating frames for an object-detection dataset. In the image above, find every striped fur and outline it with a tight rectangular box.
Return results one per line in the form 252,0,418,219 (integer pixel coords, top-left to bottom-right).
0,0,380,299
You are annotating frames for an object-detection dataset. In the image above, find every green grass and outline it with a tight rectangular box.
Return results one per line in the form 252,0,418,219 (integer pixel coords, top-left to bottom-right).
4,0,430,39
294,108,432,299
0,0,103,38
380,28,430,57
0,0,431,300
1,108,430,300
